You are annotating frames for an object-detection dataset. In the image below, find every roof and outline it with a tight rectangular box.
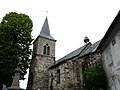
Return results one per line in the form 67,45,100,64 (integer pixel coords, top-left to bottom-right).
39,17,55,41
79,40,101,57
49,40,101,68
97,10,120,51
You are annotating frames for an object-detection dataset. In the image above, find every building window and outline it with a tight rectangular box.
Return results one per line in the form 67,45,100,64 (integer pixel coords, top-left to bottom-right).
43,45,47,54
47,46,50,55
43,44,50,55
57,69,60,83
112,38,116,46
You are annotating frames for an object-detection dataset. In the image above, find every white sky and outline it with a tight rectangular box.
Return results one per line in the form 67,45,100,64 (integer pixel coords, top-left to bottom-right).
0,0,120,89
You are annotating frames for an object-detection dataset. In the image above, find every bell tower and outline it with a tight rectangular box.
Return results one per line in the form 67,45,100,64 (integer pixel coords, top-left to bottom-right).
27,17,56,90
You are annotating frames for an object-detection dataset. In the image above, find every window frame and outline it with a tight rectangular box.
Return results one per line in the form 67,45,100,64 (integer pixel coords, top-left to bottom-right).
112,38,116,46
57,69,60,83
43,44,50,55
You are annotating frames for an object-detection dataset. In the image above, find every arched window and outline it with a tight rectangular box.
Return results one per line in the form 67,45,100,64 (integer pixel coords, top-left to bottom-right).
47,46,50,55
57,69,60,83
43,44,50,55
43,45,47,54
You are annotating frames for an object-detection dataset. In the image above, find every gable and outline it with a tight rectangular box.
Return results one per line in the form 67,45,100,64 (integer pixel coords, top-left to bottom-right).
97,11,120,51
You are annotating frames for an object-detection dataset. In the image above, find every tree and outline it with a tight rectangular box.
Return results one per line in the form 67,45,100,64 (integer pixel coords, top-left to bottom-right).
0,12,33,89
83,64,107,90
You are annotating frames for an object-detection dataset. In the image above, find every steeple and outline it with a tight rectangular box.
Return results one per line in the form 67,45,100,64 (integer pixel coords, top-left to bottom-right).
27,16,56,90
39,17,55,41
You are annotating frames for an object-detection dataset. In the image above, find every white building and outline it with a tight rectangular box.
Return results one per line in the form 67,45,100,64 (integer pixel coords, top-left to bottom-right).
97,11,120,90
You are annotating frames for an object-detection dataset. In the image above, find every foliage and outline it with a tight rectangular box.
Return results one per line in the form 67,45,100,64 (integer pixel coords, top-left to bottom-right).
0,12,33,87
83,64,107,90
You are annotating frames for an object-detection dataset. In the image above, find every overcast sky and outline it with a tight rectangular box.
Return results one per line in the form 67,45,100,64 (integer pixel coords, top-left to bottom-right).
0,0,120,89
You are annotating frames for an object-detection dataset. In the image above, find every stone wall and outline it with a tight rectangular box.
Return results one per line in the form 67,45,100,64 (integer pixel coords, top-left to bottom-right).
36,37,56,57
49,53,102,90
49,57,84,90
27,36,56,90
30,55,55,90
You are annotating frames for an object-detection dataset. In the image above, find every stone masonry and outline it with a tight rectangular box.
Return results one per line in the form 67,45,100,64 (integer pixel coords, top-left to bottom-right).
27,17,56,90
27,17,103,90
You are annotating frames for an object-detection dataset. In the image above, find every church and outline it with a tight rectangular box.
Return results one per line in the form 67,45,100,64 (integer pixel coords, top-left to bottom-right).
27,11,120,90
26,17,102,90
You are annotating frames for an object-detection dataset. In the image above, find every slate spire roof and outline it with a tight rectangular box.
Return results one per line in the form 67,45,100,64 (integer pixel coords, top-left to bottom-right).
39,17,55,41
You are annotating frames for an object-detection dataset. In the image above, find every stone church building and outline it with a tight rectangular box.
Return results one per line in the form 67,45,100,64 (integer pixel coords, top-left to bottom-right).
26,17,102,90
26,11,120,90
